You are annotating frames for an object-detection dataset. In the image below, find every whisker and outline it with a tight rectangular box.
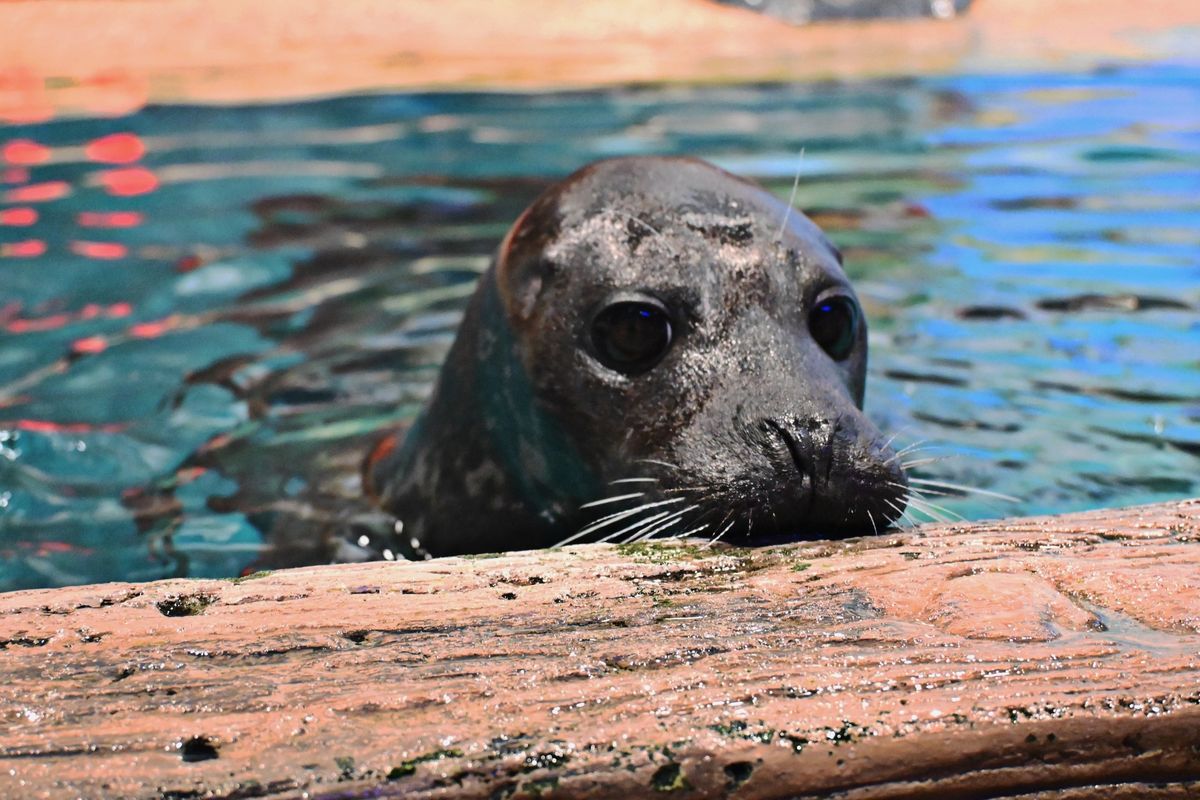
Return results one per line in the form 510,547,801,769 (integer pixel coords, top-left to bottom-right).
881,426,912,452
668,521,711,540
884,498,916,528
579,492,644,510
886,448,929,468
609,477,658,485
776,148,805,242
555,498,685,547
905,496,954,524
597,510,674,544
702,511,733,546
908,493,966,522
625,508,689,544
708,517,738,546
907,478,1020,504
627,505,699,544
893,439,930,459
899,456,954,469
866,508,879,536
899,483,959,499
637,458,679,470
614,211,663,237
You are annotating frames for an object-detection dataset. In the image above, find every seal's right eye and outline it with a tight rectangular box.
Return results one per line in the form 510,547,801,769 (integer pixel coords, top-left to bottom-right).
809,295,860,361
590,300,673,375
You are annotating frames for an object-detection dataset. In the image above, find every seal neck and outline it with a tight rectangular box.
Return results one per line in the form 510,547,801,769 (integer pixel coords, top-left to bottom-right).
378,271,600,556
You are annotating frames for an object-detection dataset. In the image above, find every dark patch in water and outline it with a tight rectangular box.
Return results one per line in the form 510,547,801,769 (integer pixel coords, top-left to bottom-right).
1093,428,1200,461
991,196,1079,211
957,305,1027,321
1036,294,1193,313
1078,472,1195,494
913,412,1021,433
1035,381,1196,405
884,370,968,388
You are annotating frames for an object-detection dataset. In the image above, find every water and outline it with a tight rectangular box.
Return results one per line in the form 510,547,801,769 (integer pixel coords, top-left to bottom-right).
1,63,1197,592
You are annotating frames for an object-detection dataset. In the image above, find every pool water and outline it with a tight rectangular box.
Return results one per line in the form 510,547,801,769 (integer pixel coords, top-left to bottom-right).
1,63,1197,591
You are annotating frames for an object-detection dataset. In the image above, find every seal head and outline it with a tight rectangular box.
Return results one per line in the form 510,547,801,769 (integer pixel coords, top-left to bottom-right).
366,156,907,556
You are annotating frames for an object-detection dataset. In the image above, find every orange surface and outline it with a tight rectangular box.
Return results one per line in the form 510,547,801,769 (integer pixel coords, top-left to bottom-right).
0,0,1198,121
2,499,1199,798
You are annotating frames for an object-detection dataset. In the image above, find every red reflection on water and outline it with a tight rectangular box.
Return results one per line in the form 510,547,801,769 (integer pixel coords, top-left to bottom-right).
0,240,47,259
70,240,129,260
129,318,174,338
10,419,128,434
0,540,98,559
4,181,70,203
1,139,51,166
71,336,109,355
173,466,208,486
5,312,70,333
77,211,143,228
36,541,95,556
197,432,235,455
176,254,205,273
98,166,158,196
3,301,138,333
0,207,37,226
85,133,145,164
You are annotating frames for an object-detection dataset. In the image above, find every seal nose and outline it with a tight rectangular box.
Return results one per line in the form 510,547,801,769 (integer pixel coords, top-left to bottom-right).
758,413,908,535
759,417,825,487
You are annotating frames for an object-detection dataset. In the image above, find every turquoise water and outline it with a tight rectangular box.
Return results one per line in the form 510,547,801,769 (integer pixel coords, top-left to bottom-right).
1,63,1197,591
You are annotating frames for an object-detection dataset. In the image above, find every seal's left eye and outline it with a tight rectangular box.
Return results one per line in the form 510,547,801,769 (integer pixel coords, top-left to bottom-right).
809,295,860,361
590,301,673,375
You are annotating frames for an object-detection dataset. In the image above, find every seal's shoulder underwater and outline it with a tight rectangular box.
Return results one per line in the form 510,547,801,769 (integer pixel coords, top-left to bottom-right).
365,156,907,558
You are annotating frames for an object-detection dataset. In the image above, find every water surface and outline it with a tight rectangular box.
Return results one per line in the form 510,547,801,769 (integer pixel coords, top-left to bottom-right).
1,63,1197,590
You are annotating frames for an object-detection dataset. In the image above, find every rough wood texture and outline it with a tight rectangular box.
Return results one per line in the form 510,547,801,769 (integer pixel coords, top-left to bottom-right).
3,499,1199,799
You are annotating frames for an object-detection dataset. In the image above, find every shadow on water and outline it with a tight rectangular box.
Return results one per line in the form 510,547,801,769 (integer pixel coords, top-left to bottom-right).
0,64,1197,589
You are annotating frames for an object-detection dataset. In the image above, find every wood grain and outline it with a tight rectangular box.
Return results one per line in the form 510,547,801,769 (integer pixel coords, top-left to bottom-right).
2,499,1199,799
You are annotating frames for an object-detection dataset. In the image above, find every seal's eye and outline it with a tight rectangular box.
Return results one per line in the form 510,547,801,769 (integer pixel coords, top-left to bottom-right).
590,301,673,374
809,295,860,361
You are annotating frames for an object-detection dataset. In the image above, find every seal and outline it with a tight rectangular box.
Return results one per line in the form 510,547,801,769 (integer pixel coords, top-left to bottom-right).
364,156,908,557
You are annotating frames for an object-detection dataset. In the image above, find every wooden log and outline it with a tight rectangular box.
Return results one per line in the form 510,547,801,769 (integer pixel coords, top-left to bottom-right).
2,499,1199,799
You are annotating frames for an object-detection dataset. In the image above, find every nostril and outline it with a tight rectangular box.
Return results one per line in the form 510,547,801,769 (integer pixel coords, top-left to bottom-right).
762,419,810,480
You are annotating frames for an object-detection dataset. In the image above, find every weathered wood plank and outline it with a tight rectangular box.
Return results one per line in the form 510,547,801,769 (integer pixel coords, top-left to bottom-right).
2,499,1199,799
